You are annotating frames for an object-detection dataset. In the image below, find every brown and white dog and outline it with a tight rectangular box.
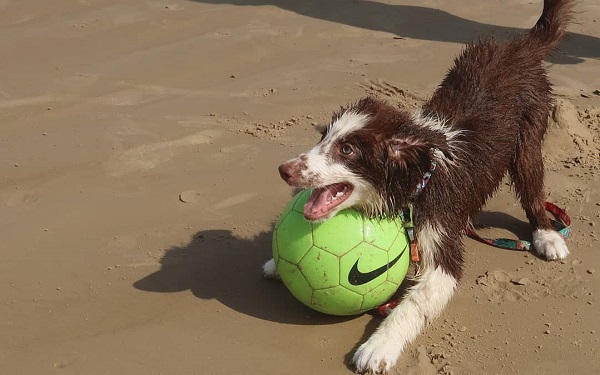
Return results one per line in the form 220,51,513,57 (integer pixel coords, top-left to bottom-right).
263,0,573,373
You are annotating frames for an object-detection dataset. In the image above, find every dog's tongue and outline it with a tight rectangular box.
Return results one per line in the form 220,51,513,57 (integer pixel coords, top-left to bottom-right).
304,183,351,220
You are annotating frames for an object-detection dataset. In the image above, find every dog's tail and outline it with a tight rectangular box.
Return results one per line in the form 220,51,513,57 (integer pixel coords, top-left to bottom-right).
527,0,575,55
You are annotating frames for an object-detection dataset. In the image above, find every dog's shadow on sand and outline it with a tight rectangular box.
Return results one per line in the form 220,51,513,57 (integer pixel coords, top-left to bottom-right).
473,211,533,240
133,226,387,325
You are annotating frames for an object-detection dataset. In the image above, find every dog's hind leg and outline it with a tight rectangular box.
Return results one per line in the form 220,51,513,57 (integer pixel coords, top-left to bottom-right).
509,128,569,260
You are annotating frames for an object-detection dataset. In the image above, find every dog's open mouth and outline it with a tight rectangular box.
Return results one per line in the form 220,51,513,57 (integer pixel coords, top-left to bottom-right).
304,182,353,221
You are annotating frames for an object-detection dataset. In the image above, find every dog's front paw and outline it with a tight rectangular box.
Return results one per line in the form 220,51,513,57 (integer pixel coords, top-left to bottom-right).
352,334,400,374
533,229,569,260
262,258,280,280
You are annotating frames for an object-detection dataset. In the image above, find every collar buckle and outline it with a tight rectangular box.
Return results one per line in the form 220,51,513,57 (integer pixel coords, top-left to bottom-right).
400,204,420,262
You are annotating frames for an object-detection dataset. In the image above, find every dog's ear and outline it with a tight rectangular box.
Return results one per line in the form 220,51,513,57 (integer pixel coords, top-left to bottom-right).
387,135,454,167
386,138,433,169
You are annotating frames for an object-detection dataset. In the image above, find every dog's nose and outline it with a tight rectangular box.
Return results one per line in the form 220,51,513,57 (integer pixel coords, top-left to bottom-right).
278,163,294,183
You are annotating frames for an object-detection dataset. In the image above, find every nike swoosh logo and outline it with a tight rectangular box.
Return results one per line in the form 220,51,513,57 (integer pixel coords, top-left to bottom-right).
347,247,407,286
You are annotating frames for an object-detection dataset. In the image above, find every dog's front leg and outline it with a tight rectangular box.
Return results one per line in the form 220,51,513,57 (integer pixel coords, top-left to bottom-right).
262,258,280,280
353,266,457,373
353,223,461,374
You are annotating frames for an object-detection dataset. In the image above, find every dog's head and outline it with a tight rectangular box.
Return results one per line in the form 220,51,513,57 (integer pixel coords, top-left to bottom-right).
279,97,455,221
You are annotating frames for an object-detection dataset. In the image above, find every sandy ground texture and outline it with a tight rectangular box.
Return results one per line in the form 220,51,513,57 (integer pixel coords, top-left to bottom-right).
1,0,599,374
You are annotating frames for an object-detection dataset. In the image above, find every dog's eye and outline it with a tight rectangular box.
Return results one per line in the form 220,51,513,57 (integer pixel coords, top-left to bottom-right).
340,144,354,155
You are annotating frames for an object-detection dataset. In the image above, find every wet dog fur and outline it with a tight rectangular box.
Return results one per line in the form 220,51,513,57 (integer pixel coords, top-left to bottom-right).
264,1,574,373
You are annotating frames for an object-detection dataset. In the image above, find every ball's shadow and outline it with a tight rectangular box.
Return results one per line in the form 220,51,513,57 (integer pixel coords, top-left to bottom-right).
134,209,533,324
133,227,370,325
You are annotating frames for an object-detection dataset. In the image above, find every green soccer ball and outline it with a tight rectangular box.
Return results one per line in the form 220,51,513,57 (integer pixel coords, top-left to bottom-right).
272,190,410,316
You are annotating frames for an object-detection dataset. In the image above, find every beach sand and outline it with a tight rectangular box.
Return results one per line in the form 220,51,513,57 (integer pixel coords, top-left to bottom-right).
1,1,599,374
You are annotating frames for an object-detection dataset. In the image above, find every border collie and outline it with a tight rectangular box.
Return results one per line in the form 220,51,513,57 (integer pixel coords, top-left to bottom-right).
264,0,573,373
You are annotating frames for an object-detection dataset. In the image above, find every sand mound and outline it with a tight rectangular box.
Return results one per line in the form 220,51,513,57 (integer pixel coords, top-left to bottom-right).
364,83,600,171
544,99,600,169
